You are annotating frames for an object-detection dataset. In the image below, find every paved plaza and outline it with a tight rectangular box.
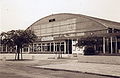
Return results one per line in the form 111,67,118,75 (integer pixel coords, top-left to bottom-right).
35,60,120,77
0,54,120,78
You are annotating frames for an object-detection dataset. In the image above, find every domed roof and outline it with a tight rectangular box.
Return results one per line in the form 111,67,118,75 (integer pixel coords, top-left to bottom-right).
27,13,120,30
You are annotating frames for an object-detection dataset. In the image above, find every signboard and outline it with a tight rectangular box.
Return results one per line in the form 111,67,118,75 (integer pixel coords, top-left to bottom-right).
41,36,54,41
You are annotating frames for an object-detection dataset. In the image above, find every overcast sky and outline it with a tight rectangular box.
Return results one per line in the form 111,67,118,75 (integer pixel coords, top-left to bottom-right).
0,0,120,33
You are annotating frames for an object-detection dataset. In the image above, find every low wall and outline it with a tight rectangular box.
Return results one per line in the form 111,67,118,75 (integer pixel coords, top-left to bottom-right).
78,55,120,65
0,54,70,60
1,54,120,65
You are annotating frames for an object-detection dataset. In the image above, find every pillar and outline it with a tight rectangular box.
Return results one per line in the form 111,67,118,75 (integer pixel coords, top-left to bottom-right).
110,37,113,54
64,41,66,54
54,42,55,52
106,38,109,53
67,39,69,54
115,37,118,53
103,37,106,54
41,43,43,52
59,41,61,52
50,43,51,52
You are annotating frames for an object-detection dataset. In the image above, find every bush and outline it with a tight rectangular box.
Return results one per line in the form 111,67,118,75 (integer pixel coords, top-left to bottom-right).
84,46,95,55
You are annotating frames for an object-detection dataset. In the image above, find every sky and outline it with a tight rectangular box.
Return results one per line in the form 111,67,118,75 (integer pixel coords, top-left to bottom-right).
0,0,120,33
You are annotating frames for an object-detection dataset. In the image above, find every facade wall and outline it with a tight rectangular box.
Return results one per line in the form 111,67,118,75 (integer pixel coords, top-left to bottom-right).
76,17,107,32
32,18,77,37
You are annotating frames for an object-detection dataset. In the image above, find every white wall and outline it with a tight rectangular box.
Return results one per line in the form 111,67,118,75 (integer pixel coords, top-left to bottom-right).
72,40,84,55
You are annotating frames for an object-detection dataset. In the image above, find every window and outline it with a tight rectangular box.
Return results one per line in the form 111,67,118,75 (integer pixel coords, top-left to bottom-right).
49,19,55,22
108,28,112,33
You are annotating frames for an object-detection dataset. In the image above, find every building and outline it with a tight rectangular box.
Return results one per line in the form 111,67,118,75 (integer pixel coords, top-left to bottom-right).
1,13,120,54
25,13,120,55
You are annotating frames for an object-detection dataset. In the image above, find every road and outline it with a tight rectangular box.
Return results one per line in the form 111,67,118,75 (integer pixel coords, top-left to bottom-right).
0,59,114,78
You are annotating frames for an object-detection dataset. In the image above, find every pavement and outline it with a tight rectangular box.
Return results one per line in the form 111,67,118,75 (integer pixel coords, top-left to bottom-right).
34,59,120,78
1,54,120,77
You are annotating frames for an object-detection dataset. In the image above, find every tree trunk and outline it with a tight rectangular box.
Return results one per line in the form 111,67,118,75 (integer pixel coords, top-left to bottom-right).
18,52,20,60
17,46,20,60
21,48,23,60
15,46,17,60
15,52,17,60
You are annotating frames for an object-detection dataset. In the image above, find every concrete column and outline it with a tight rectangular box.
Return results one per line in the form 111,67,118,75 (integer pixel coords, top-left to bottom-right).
115,37,118,53
59,41,61,52
64,41,66,54
110,37,113,54
67,39,69,54
54,42,55,52
59,41,62,58
41,43,43,52
106,38,109,53
103,37,106,54
50,43,51,52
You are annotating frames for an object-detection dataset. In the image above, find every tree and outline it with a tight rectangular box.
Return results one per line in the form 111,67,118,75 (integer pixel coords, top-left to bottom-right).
75,37,103,55
76,37,102,46
0,32,7,52
1,30,37,60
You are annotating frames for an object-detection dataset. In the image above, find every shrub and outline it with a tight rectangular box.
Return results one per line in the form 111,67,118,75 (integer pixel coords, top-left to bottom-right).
84,46,95,55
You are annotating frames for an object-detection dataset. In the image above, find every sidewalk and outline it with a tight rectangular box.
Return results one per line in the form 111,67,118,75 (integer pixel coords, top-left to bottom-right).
35,60,120,77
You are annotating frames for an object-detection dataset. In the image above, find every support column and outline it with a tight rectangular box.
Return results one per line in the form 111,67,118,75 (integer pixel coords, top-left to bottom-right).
64,41,66,54
54,42,55,52
50,43,51,52
67,39,69,54
77,38,79,54
110,37,113,54
115,37,118,53
103,37,106,54
41,43,43,52
106,38,109,53
59,41,62,58
59,41,61,52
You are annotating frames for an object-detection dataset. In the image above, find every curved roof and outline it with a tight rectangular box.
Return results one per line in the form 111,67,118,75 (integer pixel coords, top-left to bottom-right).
27,13,120,30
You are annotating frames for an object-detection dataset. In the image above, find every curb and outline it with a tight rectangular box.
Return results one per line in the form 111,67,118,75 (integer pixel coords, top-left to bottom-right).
32,66,120,78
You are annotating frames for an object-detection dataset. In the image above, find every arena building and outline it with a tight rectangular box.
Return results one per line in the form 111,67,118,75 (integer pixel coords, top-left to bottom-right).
24,13,120,55
1,13,120,55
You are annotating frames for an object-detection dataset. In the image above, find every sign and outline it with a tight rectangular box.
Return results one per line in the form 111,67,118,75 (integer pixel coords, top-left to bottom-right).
41,36,54,41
